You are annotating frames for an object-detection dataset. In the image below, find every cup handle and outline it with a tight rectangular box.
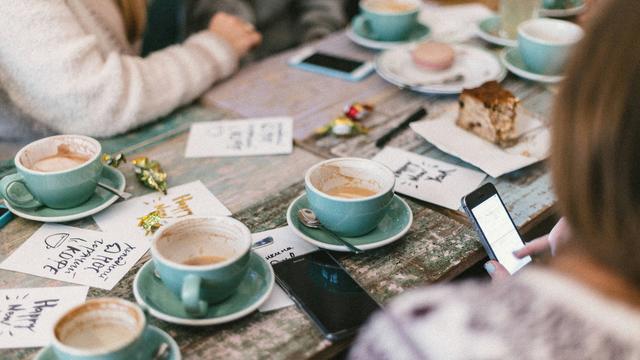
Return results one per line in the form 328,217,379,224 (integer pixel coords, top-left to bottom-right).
353,16,379,40
0,173,42,209
181,274,208,318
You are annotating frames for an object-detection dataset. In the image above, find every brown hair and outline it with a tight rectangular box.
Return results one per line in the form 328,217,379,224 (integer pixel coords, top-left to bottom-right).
551,0,640,285
116,0,147,43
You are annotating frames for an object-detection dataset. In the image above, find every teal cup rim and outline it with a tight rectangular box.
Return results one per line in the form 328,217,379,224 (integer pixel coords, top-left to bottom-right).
304,157,396,203
51,298,146,358
14,134,101,176
517,18,583,47
359,0,421,16
150,216,252,272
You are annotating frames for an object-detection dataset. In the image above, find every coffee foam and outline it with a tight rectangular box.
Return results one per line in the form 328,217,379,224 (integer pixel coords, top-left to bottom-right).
313,164,381,195
363,0,418,13
19,136,97,172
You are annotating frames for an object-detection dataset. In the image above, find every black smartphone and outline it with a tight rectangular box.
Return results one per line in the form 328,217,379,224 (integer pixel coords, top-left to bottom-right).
462,183,532,274
272,250,380,341
288,48,374,81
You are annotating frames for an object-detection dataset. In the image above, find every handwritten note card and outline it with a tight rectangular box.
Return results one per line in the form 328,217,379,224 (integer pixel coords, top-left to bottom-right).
93,181,231,243
185,117,293,157
373,147,486,210
251,227,317,312
0,225,148,290
0,286,88,349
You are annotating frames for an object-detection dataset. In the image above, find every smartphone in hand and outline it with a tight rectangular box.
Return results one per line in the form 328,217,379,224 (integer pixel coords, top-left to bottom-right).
462,183,532,274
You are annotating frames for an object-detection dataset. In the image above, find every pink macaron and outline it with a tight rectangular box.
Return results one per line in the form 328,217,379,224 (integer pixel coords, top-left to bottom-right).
411,41,456,71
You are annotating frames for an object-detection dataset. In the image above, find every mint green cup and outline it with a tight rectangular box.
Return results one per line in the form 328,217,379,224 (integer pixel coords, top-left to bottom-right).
0,135,102,209
151,216,252,318
517,18,583,75
51,298,148,360
305,158,396,237
356,0,420,41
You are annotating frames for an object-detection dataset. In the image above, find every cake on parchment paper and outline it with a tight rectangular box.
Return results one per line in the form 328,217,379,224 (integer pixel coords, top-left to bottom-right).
456,81,518,148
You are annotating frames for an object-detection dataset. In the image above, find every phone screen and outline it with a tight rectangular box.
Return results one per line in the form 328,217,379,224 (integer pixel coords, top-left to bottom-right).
273,251,380,340
301,53,364,74
471,194,532,274
0,208,7,216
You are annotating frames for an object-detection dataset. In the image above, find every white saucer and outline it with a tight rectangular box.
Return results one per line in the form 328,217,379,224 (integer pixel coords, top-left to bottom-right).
376,43,507,94
539,2,586,17
501,48,564,84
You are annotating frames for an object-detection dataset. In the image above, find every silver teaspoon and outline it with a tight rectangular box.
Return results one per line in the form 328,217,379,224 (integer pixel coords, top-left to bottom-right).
297,208,363,254
97,182,132,200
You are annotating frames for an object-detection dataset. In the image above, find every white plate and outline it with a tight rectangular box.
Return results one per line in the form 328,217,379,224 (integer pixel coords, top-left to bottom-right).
501,48,564,84
375,44,507,94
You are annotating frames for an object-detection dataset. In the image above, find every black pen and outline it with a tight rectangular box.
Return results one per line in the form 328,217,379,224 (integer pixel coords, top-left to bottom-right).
375,107,428,148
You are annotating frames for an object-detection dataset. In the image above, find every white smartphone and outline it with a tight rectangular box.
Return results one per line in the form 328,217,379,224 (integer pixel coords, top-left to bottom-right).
462,183,532,274
288,47,374,81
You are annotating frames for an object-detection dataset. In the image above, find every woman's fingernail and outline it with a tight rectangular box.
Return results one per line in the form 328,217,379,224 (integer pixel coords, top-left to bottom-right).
512,250,519,256
484,262,496,274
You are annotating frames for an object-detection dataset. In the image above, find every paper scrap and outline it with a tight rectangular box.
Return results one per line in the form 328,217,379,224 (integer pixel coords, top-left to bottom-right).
185,117,293,158
0,286,88,349
410,102,550,178
419,3,494,43
373,147,486,210
0,225,149,290
93,181,231,243
251,226,317,312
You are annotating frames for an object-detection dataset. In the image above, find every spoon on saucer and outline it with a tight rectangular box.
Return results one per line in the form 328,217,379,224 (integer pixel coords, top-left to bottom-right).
297,208,363,254
97,182,132,200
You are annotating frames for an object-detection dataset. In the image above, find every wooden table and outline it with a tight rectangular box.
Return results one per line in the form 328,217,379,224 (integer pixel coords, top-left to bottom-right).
0,26,556,360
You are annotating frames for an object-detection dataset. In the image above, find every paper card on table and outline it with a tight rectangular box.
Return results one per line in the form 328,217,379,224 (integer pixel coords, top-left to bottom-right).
93,181,231,243
410,102,550,178
251,226,317,312
0,286,88,349
0,225,149,290
184,117,293,158
373,147,486,210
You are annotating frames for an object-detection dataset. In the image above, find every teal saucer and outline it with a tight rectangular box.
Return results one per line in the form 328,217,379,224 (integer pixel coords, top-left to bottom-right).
476,16,517,47
347,15,431,50
286,193,413,252
4,166,125,223
501,47,564,84
540,0,585,17
133,253,274,326
34,325,181,360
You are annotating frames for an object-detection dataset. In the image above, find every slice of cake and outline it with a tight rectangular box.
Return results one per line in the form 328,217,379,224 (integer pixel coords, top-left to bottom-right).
456,81,518,147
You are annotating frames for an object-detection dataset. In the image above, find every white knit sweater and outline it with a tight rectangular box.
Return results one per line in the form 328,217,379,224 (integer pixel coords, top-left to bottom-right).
0,0,238,140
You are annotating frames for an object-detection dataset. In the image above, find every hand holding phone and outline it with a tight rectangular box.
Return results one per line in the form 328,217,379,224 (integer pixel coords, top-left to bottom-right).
462,183,532,275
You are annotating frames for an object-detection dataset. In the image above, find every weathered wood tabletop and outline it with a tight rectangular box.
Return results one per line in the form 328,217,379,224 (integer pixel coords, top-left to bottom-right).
1,24,556,360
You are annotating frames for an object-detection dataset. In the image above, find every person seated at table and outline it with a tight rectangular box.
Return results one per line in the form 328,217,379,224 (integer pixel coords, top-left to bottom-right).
0,0,261,142
349,0,640,358
187,0,347,59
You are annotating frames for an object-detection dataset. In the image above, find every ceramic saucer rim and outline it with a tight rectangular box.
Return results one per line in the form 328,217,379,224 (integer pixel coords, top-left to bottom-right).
476,16,518,47
375,43,507,94
539,2,586,17
500,48,564,84
4,166,125,223
286,193,413,252
133,254,274,326
33,325,181,360
346,15,431,50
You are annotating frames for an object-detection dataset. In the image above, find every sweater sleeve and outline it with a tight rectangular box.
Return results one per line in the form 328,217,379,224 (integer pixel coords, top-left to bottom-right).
0,0,238,137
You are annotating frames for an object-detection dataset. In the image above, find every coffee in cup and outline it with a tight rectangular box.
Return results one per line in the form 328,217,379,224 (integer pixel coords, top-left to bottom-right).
51,298,147,360
305,158,396,237
356,0,420,42
0,135,103,209
151,216,252,317
517,18,583,75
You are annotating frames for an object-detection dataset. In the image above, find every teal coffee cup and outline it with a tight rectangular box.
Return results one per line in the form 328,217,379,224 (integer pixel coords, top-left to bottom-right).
0,135,103,209
151,216,252,318
355,0,420,41
51,298,149,360
305,158,396,237
517,18,583,75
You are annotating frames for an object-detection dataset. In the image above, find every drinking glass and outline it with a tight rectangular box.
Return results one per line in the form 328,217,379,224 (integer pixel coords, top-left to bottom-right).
499,0,539,39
